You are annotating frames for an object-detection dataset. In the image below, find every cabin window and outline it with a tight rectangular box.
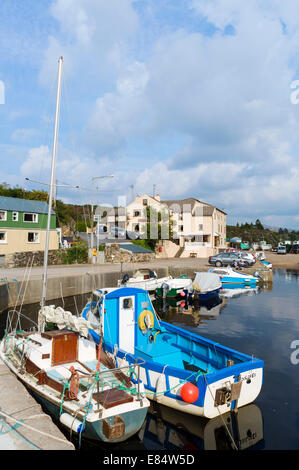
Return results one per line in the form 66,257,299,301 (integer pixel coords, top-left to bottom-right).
0,210,7,221
0,232,7,243
24,213,38,223
28,232,40,243
12,211,18,221
123,298,133,309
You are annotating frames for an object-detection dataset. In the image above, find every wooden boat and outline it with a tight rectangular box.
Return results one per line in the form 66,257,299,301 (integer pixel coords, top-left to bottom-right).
82,286,264,419
0,309,149,443
0,57,149,445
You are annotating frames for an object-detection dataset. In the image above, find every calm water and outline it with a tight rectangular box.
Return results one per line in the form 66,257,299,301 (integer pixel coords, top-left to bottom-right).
1,269,298,450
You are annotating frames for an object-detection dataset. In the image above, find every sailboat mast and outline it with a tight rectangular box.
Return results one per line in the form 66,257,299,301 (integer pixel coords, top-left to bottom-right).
40,56,63,318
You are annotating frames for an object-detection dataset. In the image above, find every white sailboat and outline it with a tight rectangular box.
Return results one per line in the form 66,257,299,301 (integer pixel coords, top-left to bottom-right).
0,57,149,445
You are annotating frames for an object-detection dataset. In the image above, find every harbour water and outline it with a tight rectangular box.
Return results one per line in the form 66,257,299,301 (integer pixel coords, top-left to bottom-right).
1,269,298,450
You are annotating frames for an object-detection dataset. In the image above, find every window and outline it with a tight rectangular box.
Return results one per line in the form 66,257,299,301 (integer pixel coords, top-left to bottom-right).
24,213,38,223
134,210,140,217
143,199,148,206
123,298,133,309
28,232,40,243
12,211,18,222
0,232,7,243
198,224,203,231
179,225,184,231
0,210,7,221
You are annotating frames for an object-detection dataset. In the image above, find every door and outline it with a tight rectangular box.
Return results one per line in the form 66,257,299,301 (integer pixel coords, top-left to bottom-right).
119,296,135,354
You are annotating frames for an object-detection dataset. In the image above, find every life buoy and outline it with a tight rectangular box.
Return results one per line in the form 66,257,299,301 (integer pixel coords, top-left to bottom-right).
138,309,155,330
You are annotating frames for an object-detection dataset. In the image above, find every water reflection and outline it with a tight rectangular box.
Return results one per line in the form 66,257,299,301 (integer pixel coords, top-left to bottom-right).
1,271,299,450
139,403,264,451
153,295,226,326
220,284,261,299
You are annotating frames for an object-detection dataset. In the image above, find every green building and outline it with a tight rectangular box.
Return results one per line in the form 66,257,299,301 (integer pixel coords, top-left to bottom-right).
0,196,59,259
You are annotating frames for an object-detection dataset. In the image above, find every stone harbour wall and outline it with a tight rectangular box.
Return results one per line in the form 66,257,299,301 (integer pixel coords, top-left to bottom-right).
5,249,64,268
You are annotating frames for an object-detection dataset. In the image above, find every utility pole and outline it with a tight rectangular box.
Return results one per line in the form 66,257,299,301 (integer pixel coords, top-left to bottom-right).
130,184,134,202
90,175,114,263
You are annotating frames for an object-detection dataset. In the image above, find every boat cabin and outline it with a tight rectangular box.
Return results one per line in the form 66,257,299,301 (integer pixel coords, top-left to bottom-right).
87,287,161,356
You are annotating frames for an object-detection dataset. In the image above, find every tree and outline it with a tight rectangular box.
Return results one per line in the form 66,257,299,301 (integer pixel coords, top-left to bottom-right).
255,219,264,230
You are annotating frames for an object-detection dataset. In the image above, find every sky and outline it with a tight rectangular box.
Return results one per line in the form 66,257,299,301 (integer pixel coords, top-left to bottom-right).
1,0,299,228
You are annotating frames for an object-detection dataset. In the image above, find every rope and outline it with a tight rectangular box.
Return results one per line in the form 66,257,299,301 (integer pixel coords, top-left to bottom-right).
202,374,238,451
0,410,73,446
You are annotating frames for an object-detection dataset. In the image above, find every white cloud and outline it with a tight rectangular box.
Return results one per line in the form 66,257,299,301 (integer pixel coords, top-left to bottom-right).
5,0,299,227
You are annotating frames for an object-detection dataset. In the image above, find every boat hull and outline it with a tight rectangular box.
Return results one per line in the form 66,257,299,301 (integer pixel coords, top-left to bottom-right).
220,277,257,285
86,321,263,419
193,287,221,300
30,389,148,443
0,341,148,444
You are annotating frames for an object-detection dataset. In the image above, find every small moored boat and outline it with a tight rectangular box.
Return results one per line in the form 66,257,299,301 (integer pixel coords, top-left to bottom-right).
0,307,149,444
118,269,172,292
192,271,222,300
155,275,193,298
82,287,264,419
209,267,259,285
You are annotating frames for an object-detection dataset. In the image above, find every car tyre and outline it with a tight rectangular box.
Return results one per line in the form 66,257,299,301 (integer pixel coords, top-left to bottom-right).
215,261,222,267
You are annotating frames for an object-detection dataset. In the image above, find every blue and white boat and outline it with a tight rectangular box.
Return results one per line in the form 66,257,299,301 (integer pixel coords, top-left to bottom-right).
260,260,272,270
82,286,264,419
209,267,259,286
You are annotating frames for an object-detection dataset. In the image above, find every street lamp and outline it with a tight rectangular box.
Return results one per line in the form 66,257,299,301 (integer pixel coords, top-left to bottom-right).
90,175,114,259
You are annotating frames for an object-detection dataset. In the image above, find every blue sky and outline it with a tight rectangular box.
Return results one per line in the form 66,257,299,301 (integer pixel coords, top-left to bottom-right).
1,0,299,228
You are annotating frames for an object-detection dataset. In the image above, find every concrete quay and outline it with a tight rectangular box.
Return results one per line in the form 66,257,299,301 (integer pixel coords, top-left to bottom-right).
0,258,207,312
0,256,274,313
0,358,75,450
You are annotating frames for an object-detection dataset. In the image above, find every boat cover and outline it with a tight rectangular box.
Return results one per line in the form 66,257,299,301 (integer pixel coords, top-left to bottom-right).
193,272,222,293
39,305,100,338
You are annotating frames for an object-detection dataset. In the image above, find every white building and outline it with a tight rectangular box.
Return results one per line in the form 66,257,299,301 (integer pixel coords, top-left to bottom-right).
126,194,227,258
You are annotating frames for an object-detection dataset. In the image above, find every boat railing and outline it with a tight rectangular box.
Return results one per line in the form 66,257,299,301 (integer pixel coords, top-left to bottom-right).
5,309,39,335
77,357,146,402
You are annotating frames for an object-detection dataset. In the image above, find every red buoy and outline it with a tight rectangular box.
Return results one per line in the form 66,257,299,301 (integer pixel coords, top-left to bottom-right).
180,382,199,403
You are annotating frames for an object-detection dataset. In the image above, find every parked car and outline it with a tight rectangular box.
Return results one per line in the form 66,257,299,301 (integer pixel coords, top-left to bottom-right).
277,245,286,255
238,252,255,264
126,230,140,240
109,225,126,238
208,252,248,267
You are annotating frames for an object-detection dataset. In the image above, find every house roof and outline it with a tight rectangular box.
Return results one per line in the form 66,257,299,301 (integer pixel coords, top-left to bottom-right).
0,196,55,215
161,198,198,213
118,243,154,254
161,198,227,215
